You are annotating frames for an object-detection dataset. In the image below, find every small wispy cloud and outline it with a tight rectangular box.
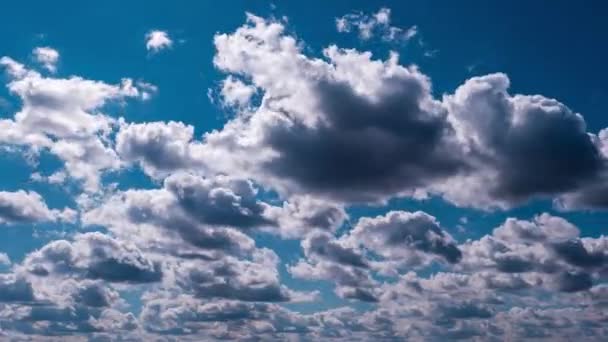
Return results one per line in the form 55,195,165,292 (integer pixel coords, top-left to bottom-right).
336,7,418,43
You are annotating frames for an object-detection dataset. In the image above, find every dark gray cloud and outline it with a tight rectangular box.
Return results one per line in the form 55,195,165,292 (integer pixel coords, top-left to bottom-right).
262,78,465,202
350,210,462,265
173,251,294,302
164,172,272,229
459,214,607,293
0,275,36,303
303,232,368,268
555,271,593,292
22,232,162,284
115,121,207,178
440,74,606,209
551,239,606,268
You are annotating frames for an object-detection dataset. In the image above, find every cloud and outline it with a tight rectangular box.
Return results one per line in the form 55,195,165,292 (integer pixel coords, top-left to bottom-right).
0,253,10,266
115,121,208,178
205,14,465,203
437,73,605,209
32,47,59,73
85,171,345,242
0,190,75,225
20,232,162,283
336,7,418,43
349,210,462,266
164,172,272,229
170,248,300,302
200,15,608,211
0,275,36,303
289,210,462,301
0,57,148,191
220,75,257,108
145,30,173,53
457,214,607,293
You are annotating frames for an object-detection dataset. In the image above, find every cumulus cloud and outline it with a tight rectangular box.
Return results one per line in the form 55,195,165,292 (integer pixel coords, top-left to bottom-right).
32,46,59,73
84,171,345,244
0,190,75,225
145,30,172,53
457,214,607,293
115,121,208,178
220,75,257,108
196,15,608,211
20,232,162,283
202,14,465,203
350,211,462,266
289,210,462,302
0,57,149,191
437,73,605,209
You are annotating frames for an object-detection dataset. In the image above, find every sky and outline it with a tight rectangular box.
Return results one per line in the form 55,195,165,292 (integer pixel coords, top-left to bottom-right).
0,0,607,340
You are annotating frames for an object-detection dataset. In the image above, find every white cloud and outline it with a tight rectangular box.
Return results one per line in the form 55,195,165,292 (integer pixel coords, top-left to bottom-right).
32,47,59,73
0,57,147,191
145,30,173,53
0,253,10,266
0,190,75,225
336,7,418,42
220,75,256,108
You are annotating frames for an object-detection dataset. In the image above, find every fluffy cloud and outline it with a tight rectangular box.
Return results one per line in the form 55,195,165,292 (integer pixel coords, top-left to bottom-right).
205,14,465,203
145,30,172,52
220,75,257,108
0,190,75,225
289,210,462,302
350,210,462,266
0,57,148,191
32,47,59,73
198,15,608,211
457,214,607,293
437,73,604,209
20,232,162,284
115,121,208,178
84,171,345,243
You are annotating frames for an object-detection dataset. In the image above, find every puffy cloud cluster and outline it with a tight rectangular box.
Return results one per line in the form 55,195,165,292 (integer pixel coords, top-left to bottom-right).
0,12,607,341
0,57,150,191
84,171,345,245
457,214,607,293
194,14,608,211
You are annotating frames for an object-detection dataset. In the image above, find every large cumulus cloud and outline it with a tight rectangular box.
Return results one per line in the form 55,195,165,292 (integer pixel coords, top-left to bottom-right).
120,13,608,212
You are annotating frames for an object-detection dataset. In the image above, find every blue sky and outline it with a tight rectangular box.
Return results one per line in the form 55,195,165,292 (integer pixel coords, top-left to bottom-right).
0,1,607,340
